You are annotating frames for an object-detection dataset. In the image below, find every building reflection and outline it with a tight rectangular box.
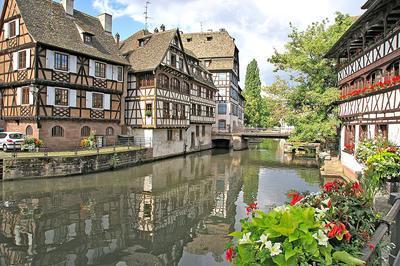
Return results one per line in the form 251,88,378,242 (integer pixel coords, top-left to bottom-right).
0,150,243,266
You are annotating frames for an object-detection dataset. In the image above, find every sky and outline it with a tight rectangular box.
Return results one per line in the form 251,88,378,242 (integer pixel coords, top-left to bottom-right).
0,0,366,85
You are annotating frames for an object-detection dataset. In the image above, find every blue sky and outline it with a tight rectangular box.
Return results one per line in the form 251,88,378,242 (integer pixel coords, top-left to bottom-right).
1,0,366,84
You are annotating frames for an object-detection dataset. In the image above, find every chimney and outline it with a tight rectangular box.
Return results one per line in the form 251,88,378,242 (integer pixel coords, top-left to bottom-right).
98,13,112,34
154,27,159,33
160,24,166,32
61,0,74,16
115,33,120,46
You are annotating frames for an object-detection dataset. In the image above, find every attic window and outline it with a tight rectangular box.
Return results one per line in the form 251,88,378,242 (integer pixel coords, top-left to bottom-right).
206,36,213,41
187,38,192,42
139,40,145,47
83,33,93,45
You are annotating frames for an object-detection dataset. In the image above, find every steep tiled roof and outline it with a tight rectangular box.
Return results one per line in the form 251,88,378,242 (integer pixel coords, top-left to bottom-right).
124,29,177,72
181,31,236,59
119,29,150,55
14,0,127,65
207,59,235,71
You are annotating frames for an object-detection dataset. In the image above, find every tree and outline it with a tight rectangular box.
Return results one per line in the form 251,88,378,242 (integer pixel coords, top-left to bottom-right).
268,13,353,144
243,59,268,127
262,77,291,127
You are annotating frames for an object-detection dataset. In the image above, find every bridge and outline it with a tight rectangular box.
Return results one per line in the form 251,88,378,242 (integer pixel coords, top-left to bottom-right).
211,127,294,150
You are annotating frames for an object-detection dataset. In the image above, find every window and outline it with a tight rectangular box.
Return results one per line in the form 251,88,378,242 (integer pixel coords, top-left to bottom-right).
54,52,69,71
186,38,192,42
179,58,184,70
95,62,106,78
21,87,30,105
106,127,114,136
179,129,183,141
206,106,210,117
218,120,226,130
117,67,123,81
376,124,388,139
83,34,92,45
158,74,169,89
52,126,64,137
197,105,202,116
344,125,355,152
171,54,176,68
202,125,205,136
197,86,201,97
182,82,190,94
163,102,170,118
81,126,91,137
139,73,154,87
171,78,180,91
167,129,173,141
210,107,214,117
196,125,200,137
172,103,178,118
181,104,186,119
218,103,227,114
26,125,33,136
55,88,69,106
92,93,104,109
145,103,152,116
9,20,16,38
206,36,213,41
359,125,368,140
192,104,196,116
18,50,27,69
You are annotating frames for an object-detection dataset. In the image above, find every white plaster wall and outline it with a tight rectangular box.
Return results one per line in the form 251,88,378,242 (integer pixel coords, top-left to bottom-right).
152,129,185,158
389,124,400,145
186,124,212,152
340,126,345,151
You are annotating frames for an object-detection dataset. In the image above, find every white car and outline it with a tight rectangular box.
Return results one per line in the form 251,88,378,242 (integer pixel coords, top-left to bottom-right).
0,132,25,152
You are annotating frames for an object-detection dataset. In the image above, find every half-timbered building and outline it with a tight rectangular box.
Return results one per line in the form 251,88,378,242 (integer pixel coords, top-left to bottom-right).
121,27,217,158
182,29,244,133
326,0,400,176
0,0,127,150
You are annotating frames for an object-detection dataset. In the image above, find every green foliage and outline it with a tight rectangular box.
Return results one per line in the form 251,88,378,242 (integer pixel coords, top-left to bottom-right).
244,59,269,127
268,13,353,144
356,138,400,201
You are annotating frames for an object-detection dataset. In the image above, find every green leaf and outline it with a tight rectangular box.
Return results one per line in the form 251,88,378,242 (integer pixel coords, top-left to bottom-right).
332,251,366,266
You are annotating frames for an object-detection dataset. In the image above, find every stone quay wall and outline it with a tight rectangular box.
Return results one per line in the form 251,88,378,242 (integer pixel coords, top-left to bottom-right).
1,148,153,181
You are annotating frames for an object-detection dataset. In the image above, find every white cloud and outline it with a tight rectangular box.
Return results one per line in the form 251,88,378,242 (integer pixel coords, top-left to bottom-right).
92,0,365,85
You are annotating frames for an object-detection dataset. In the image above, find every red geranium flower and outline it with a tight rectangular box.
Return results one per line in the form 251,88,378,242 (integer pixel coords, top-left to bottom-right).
225,247,234,262
246,203,257,215
345,231,352,241
288,192,304,206
368,242,375,250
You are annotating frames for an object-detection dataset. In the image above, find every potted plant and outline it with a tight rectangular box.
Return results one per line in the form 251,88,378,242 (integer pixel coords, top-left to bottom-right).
145,110,152,117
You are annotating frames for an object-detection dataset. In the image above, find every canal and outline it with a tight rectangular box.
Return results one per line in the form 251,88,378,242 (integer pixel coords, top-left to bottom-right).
0,140,320,266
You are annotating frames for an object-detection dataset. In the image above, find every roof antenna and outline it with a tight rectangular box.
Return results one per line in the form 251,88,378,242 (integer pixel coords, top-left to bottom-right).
144,1,151,30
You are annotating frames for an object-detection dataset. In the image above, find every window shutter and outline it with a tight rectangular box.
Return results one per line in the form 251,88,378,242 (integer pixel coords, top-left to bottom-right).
3,22,9,39
86,91,92,108
46,49,54,69
16,87,22,105
69,55,77,73
47,87,55,105
12,52,18,71
26,49,31,68
106,64,113,80
112,65,117,80
104,94,111,110
15,19,20,36
89,60,95,76
69,89,77,107
29,87,34,105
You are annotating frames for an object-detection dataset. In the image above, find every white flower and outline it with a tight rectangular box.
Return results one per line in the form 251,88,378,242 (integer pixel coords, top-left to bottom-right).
269,243,282,256
274,205,288,213
313,230,329,247
315,207,328,220
257,234,271,249
238,232,252,245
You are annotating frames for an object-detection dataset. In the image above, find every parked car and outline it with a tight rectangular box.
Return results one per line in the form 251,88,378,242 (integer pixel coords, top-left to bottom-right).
0,132,25,152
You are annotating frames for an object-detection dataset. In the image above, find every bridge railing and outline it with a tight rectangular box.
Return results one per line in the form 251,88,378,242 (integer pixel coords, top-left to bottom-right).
244,127,294,134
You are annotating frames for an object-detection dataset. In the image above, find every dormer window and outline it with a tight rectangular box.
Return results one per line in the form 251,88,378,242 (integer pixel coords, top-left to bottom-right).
206,36,213,41
186,38,192,42
4,19,19,39
139,39,145,47
83,33,93,45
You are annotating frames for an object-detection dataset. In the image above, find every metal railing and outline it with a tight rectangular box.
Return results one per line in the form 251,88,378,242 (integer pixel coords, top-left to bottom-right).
3,136,152,158
361,184,400,265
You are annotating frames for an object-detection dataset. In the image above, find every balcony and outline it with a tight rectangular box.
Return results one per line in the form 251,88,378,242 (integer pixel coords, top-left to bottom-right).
337,27,400,83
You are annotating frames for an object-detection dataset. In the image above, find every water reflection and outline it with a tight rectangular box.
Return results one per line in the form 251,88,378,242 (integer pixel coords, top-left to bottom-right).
0,140,320,266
